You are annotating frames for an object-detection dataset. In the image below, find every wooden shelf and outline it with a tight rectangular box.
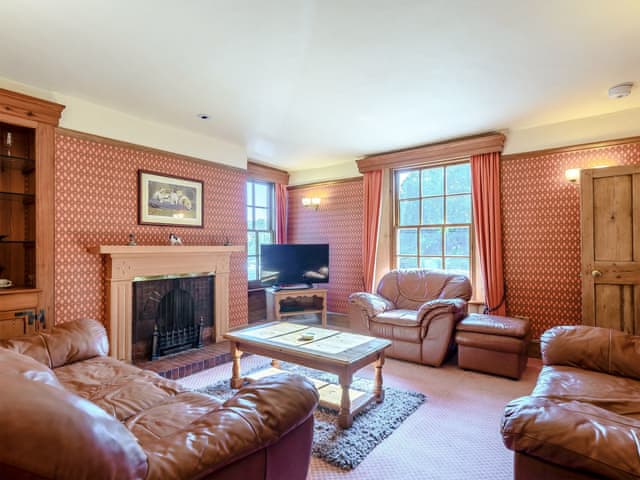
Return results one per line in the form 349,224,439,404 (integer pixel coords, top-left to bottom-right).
0,153,35,173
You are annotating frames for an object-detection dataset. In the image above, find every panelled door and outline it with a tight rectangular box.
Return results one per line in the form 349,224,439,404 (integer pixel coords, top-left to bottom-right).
580,165,640,333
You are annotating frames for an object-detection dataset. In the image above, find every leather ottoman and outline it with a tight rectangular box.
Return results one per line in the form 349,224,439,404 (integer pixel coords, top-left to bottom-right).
455,314,531,379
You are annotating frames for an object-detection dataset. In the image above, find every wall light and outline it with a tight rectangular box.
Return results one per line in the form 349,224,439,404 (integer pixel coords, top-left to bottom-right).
565,168,580,183
302,197,321,210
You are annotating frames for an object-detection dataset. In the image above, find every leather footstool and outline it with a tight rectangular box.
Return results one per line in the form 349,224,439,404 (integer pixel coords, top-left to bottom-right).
455,314,531,379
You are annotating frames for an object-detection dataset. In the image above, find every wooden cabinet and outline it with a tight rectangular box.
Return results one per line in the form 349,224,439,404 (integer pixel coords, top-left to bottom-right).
266,287,328,327
0,89,64,330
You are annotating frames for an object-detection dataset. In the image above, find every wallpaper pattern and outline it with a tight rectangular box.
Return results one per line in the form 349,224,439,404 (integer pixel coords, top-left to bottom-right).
54,133,248,328
287,180,364,313
501,142,640,338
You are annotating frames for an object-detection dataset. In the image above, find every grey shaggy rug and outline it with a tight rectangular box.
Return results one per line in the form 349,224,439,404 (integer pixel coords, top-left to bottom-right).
197,362,426,470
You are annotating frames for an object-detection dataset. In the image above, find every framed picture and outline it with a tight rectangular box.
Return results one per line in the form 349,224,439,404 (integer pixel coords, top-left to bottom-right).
138,170,204,227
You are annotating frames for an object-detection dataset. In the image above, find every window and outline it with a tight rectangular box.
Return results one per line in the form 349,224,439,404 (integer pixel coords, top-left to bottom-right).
394,162,473,277
247,180,275,281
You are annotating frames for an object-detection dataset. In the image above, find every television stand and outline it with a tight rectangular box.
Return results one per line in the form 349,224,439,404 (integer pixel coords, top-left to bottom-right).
265,287,327,327
272,283,313,291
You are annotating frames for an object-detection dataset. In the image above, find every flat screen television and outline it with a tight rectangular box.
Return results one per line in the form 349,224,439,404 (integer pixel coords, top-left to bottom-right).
260,244,329,289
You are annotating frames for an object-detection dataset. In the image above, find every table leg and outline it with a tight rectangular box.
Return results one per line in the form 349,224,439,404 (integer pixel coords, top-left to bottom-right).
338,373,353,428
230,342,244,389
374,353,385,403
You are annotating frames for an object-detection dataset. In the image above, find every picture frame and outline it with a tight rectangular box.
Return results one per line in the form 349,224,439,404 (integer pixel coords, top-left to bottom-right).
138,170,204,227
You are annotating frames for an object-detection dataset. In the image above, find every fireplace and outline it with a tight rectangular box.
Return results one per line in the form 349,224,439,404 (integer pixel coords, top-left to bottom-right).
89,245,243,362
132,274,214,362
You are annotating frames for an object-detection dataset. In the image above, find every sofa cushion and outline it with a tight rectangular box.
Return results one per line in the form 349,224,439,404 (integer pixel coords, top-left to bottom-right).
457,313,529,338
0,347,61,389
532,365,640,419
0,375,148,480
371,310,420,343
55,356,186,421
502,396,640,480
41,318,109,367
0,334,52,366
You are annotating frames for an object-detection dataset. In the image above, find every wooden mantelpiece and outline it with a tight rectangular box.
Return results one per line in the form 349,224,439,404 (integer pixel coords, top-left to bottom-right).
89,245,244,362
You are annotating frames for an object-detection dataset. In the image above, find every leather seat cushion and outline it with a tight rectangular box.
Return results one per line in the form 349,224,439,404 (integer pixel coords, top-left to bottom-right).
55,356,186,421
457,313,530,338
371,310,421,343
532,365,640,419
456,331,527,354
372,309,419,327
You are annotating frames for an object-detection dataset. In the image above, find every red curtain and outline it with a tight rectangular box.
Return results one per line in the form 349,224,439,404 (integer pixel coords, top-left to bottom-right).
471,152,506,315
275,183,288,244
363,170,383,292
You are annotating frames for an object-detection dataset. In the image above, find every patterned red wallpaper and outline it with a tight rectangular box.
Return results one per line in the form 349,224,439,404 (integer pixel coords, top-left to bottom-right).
502,141,640,338
54,132,248,329
287,180,364,313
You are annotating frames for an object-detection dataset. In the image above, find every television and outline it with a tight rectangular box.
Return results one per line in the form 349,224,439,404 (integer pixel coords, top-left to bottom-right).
260,244,329,289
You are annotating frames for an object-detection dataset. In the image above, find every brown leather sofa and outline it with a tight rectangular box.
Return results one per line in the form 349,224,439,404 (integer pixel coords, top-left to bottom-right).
349,269,471,366
502,325,640,479
0,319,319,480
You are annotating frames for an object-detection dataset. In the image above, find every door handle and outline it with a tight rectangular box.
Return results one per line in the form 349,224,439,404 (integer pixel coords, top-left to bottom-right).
592,270,602,277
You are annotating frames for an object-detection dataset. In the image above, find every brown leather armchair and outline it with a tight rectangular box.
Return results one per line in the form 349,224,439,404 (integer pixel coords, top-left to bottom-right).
348,269,471,366
502,325,640,479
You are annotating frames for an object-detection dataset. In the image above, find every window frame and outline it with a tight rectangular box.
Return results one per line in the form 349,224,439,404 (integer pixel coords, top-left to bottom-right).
246,179,275,286
392,160,475,283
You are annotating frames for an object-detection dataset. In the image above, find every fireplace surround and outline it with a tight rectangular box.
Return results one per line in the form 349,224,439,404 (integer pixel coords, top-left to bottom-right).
89,245,243,362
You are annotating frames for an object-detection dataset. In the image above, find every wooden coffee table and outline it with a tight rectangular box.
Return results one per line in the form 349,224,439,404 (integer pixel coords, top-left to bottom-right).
224,322,391,428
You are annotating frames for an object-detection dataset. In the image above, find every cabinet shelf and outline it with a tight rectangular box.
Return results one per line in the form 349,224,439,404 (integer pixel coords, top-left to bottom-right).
0,153,35,173
0,191,35,203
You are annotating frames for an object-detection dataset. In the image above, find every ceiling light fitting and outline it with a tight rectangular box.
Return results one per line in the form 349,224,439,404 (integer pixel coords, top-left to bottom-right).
608,82,633,99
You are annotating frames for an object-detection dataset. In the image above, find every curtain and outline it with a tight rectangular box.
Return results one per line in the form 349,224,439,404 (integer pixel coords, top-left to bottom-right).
275,183,288,244
471,152,506,315
363,170,383,292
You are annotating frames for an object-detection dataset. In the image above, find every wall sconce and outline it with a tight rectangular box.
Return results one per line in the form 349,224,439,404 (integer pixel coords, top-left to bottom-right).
565,168,580,183
302,197,321,210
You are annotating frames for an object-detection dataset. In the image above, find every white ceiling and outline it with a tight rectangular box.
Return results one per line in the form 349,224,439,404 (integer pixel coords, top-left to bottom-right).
1,0,639,170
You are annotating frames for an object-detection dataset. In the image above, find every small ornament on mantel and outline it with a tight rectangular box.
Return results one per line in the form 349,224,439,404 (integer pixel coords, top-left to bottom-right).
169,233,183,245
127,234,137,246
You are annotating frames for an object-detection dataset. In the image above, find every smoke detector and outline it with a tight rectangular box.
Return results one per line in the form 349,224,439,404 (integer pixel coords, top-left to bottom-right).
608,82,634,99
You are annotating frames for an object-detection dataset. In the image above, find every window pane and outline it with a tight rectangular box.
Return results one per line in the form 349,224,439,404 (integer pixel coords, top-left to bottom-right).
248,256,257,281
446,163,471,194
247,231,257,255
445,226,470,256
445,257,470,275
247,207,253,229
421,167,444,196
258,231,273,246
398,171,420,199
246,182,253,206
254,207,268,230
399,200,420,226
421,197,443,225
398,256,418,269
446,194,471,224
420,227,442,256
420,257,443,269
397,228,417,255
254,183,269,207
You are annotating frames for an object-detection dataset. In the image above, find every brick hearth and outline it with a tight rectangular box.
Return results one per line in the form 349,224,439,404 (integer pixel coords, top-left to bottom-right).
135,341,237,380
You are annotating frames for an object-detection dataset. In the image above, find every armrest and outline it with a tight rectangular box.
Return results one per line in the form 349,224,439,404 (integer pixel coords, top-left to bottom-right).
502,396,640,479
348,292,394,318
541,325,640,380
142,374,319,479
417,299,467,338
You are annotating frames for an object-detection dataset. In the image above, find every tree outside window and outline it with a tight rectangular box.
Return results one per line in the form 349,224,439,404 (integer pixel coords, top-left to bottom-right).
394,162,473,278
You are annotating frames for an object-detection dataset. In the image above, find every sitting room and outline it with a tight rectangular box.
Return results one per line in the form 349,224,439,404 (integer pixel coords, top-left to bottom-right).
1,1,639,479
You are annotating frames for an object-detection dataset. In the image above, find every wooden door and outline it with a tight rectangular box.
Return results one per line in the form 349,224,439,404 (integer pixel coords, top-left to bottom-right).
581,165,640,333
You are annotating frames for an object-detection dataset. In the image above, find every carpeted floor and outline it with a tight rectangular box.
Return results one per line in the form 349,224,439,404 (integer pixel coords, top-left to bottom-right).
178,354,540,480
196,361,426,470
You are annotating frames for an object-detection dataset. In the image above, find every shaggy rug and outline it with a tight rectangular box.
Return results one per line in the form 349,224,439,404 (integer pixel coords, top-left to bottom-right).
197,362,426,470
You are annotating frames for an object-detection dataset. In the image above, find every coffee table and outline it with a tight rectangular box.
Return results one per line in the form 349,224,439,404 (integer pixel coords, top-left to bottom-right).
224,322,392,428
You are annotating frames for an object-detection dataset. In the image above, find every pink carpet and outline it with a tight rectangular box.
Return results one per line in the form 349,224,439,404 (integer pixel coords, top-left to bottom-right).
178,354,541,479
